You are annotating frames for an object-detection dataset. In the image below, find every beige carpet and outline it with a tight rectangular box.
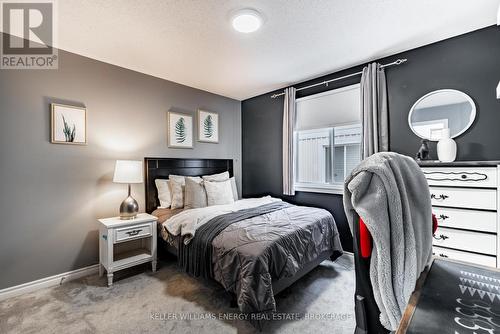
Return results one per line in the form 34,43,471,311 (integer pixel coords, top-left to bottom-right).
0,254,355,334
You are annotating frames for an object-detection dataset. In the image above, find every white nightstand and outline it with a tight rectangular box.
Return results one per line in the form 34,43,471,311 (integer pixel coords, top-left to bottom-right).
98,213,158,287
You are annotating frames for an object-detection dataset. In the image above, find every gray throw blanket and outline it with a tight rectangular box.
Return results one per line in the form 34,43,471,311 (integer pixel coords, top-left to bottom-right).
179,201,292,279
343,152,433,331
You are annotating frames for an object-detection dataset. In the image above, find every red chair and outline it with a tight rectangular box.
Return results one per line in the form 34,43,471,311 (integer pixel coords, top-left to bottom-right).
352,214,438,333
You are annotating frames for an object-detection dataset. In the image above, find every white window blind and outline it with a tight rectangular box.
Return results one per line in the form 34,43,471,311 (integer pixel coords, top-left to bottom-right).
294,84,361,194
296,128,332,184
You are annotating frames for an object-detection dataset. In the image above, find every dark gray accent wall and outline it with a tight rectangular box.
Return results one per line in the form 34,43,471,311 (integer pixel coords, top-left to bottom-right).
0,40,241,289
242,26,500,252
386,26,500,160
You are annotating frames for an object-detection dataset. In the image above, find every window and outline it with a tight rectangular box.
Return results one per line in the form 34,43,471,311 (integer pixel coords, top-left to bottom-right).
294,84,361,194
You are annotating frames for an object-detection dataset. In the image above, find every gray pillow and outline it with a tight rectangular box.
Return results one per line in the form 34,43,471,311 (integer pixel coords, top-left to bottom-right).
202,171,229,182
184,177,207,209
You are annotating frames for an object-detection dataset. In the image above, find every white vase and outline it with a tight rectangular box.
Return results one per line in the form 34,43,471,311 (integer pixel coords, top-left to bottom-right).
437,128,457,162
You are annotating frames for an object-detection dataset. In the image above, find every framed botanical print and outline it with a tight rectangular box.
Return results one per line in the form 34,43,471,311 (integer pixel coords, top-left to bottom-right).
168,111,193,148
198,109,219,143
51,103,87,145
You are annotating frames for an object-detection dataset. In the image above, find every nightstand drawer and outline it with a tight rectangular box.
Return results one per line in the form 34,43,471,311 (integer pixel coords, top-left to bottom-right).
114,223,152,243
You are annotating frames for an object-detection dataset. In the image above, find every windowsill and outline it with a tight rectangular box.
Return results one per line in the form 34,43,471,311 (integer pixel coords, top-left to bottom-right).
294,183,344,195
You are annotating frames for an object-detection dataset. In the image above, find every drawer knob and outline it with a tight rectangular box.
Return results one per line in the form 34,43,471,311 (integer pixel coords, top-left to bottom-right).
439,214,449,220
431,194,449,200
439,253,449,258
461,174,467,179
434,234,449,241
125,229,142,236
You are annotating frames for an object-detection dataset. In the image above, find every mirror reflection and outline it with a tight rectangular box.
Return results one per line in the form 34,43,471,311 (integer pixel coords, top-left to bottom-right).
408,89,476,141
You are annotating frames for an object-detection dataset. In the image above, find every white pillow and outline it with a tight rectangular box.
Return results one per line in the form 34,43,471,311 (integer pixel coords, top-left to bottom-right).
169,175,186,209
204,180,235,206
155,179,171,208
202,171,238,200
230,177,238,201
202,171,229,182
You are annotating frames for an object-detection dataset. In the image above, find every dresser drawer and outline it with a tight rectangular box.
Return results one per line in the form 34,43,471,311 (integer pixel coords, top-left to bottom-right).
433,207,497,233
114,223,152,243
422,167,497,188
432,246,496,267
429,186,497,210
433,227,496,255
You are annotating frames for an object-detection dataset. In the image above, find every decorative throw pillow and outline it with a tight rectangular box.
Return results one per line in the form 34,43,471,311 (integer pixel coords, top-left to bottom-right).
169,175,186,209
202,171,230,182
155,179,172,208
184,177,207,209
204,179,235,206
230,177,238,201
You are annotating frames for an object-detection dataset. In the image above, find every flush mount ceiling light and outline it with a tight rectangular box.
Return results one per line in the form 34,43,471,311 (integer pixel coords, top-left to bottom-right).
231,9,262,33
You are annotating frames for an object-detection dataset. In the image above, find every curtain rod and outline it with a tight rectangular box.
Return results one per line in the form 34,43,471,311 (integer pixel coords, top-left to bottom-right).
270,58,408,99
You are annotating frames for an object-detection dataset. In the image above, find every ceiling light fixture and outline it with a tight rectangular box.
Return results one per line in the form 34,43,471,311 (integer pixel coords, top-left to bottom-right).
232,9,262,33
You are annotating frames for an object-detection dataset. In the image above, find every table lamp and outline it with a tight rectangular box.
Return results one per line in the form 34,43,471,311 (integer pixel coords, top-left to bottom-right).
113,160,143,220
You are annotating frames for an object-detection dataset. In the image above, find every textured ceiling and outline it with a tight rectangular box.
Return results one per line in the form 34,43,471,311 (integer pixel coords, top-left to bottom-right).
11,1,500,99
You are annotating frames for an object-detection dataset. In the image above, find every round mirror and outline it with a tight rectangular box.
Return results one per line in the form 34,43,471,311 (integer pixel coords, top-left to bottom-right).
408,89,476,141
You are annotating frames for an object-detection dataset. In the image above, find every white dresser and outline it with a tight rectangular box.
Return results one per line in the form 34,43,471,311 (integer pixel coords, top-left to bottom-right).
420,162,500,268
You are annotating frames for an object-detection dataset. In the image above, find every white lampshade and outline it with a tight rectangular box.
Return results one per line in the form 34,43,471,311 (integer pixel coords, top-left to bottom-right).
113,160,143,184
497,81,500,99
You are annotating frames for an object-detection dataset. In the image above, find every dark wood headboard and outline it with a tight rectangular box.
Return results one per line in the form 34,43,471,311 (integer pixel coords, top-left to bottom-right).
144,157,233,213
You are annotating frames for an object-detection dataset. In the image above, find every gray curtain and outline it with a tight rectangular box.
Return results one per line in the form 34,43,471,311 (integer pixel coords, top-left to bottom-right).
282,87,296,196
360,63,389,159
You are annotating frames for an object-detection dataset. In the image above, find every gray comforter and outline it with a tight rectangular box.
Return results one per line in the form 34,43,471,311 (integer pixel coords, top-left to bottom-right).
209,203,343,314
179,201,294,279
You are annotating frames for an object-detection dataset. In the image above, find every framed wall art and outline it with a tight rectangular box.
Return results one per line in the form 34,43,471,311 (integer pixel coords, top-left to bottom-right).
168,111,193,148
51,103,87,145
198,109,219,143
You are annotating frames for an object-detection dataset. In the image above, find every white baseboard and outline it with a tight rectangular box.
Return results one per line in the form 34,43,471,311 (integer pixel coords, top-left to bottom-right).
0,264,99,302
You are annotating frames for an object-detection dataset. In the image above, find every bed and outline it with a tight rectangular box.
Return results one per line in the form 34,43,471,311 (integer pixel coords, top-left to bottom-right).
144,157,343,315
